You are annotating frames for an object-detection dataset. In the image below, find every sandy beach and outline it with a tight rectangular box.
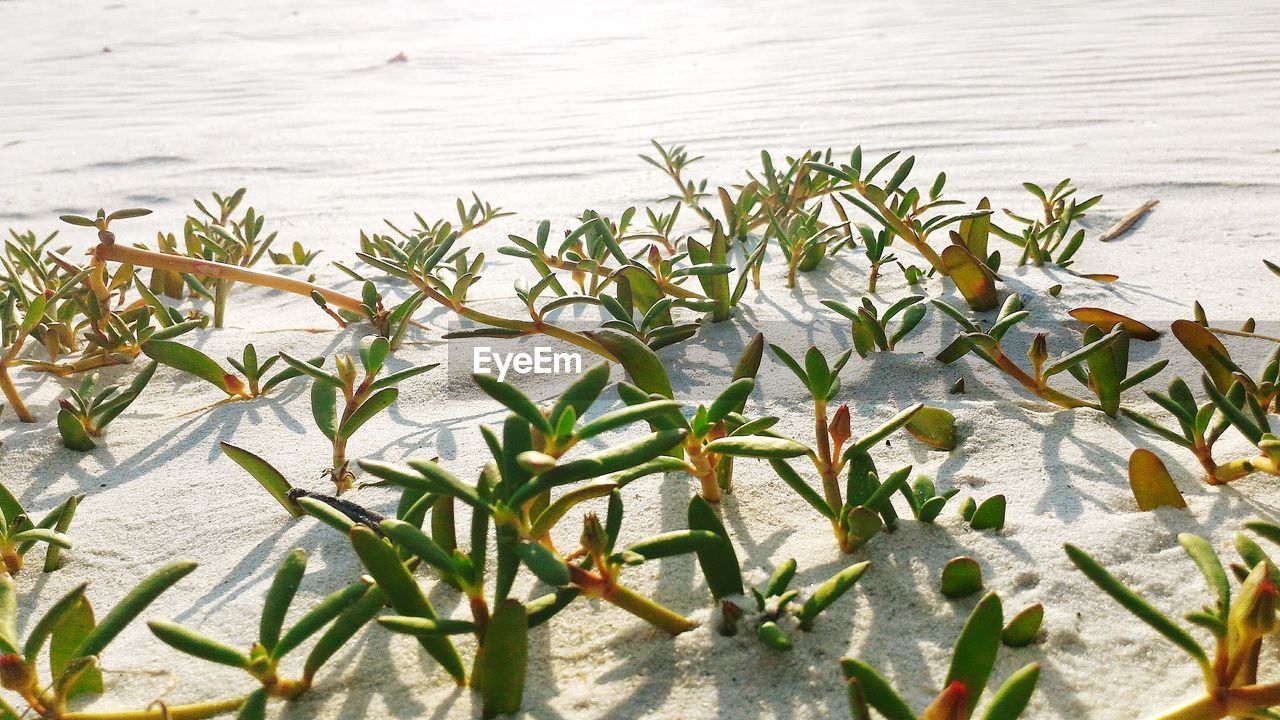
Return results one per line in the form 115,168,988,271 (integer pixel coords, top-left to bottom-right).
3,0,1280,717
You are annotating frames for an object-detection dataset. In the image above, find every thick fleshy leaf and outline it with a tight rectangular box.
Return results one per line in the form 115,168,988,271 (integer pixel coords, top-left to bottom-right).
840,658,915,720
222,442,301,517
70,561,196,661
259,549,307,651
142,339,234,394
339,387,398,439
1171,319,1235,392
349,526,464,683
944,592,1003,715
1065,543,1208,667
51,596,104,698
1128,449,1186,511
969,496,1006,531
905,407,957,451
941,245,997,311
797,562,869,630
706,435,810,459
1001,604,1044,647
940,557,984,598
978,663,1040,720
480,599,528,719
1069,307,1161,341
148,620,250,669
687,496,743,599
57,409,96,451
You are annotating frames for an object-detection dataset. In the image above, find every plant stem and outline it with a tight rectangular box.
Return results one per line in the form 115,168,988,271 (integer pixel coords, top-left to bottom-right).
212,279,231,329
0,364,34,422
93,241,366,316
60,696,247,720
1205,326,1280,344
602,582,696,635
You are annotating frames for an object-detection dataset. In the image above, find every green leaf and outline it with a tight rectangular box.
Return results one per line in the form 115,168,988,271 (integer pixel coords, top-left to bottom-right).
142,339,233,394
839,658,915,720
514,542,570,587
339,387,398,439
1178,534,1229,620
302,584,385,682
575,400,682,441
222,442,301,517
1128,449,1186,512
1002,604,1044,648
797,561,869,630
311,381,338,441
945,592,1003,715
50,595,104,698
705,435,810,459
587,330,672,398
529,481,617,537
969,496,1006,531
0,574,16,655
766,459,833,518
259,549,308,652
905,407,957,451
71,561,196,661
1064,543,1208,668
349,526,464,683
271,581,367,660
473,373,552,434
940,557,984,599
627,530,721,560
480,599,528,719
148,620,250,669
687,496,743,599
57,408,96,451
978,663,1040,720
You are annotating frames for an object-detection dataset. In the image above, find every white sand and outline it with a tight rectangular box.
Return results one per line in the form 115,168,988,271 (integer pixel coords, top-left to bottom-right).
3,0,1280,717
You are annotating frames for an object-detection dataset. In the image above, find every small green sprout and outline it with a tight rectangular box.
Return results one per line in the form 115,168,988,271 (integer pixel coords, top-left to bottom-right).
1,274,90,422
1002,604,1043,648
708,343,921,553
850,222,898,293
899,262,926,286
56,361,156,451
723,558,871,651
898,475,959,523
959,495,1007,532
823,295,926,358
1067,532,1280,720
148,549,381,703
0,561,201,719
0,486,79,575
184,189,280,327
282,336,436,493
268,241,321,266
640,140,711,214
762,203,841,288
842,592,1040,719
311,281,424,351
993,179,1102,267
941,557,984,598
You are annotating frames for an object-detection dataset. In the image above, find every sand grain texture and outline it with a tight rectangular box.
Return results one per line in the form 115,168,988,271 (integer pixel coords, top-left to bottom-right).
2,0,1280,717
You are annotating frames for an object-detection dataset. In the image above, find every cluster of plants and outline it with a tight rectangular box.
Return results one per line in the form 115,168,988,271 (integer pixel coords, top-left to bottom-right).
2,138,1275,717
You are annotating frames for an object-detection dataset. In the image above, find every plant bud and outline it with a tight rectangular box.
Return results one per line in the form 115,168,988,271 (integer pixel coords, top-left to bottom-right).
0,654,32,692
1027,333,1048,371
580,512,608,556
921,680,968,720
1231,561,1278,641
830,404,851,450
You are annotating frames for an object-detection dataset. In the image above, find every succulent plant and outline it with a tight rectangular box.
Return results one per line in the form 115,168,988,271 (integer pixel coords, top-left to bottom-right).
720,557,871,651
142,340,316,401
935,296,1167,417
842,592,1040,719
822,295,926,358
56,361,156,451
706,343,921,552
1067,532,1280,719
0,562,201,719
992,180,1101,268
0,486,79,575
147,549,381,707
281,337,436,493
